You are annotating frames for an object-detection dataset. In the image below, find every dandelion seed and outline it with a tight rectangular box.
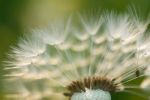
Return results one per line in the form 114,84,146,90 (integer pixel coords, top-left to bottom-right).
32,17,71,45
3,9,150,100
78,9,103,35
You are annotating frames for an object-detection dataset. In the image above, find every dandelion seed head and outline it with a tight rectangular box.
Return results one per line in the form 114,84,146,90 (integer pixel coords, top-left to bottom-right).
3,9,150,100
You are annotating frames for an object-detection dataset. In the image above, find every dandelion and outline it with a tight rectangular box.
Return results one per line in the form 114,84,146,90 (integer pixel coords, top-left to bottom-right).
3,9,150,100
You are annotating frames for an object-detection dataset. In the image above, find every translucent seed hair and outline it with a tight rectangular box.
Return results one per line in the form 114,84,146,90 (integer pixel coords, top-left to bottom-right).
3,9,150,100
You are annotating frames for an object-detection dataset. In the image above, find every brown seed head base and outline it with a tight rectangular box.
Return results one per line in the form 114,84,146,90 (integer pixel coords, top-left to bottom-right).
63,76,120,97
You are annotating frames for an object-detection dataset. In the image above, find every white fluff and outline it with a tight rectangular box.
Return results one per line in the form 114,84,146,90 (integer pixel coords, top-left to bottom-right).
4,9,150,100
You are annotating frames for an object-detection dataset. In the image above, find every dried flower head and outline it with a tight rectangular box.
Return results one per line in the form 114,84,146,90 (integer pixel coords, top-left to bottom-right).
3,9,150,100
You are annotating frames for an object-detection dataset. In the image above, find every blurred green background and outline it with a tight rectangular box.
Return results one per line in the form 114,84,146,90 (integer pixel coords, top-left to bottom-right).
0,0,150,100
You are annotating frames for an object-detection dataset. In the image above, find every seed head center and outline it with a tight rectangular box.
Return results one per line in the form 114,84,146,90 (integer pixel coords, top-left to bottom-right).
64,76,120,97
